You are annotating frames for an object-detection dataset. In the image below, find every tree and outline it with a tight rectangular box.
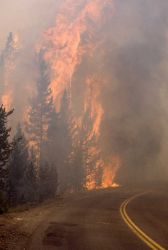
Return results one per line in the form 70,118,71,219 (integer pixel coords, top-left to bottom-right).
9,124,29,205
48,90,72,192
39,161,58,201
0,32,18,104
70,104,100,191
24,160,37,203
26,52,54,168
70,108,91,190
0,105,14,212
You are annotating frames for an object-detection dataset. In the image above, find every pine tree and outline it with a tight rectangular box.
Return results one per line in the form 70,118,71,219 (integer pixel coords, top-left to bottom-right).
55,90,72,192
0,32,18,99
26,52,54,168
39,161,58,201
9,124,29,205
70,106,97,191
24,160,37,202
47,110,60,164
0,105,14,212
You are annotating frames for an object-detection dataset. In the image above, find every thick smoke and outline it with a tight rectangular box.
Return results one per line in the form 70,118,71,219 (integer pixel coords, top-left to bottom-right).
100,0,168,183
0,0,60,126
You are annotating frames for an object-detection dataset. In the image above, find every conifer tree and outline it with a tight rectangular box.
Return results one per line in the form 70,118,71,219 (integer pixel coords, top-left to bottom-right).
24,160,37,202
0,105,14,212
39,161,58,201
53,90,72,192
26,52,54,167
0,32,18,99
70,106,98,191
9,124,29,205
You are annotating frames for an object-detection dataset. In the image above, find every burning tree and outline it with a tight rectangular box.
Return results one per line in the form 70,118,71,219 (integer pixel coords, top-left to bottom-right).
36,0,118,190
47,90,72,192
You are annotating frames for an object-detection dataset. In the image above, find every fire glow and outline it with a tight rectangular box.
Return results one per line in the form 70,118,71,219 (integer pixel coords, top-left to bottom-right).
39,0,120,189
1,0,121,190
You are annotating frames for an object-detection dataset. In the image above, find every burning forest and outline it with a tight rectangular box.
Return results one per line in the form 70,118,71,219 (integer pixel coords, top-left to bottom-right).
1,0,168,212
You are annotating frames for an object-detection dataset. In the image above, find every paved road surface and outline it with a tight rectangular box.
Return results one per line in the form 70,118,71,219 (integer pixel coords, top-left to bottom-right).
25,187,168,250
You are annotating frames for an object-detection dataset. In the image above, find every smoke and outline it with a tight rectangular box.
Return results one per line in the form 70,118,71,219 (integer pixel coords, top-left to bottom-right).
0,0,60,46
0,0,60,127
100,0,168,183
1,0,168,184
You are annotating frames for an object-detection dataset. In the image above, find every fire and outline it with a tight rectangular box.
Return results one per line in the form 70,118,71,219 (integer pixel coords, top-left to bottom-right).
102,156,121,188
39,0,113,107
85,76,104,137
37,0,120,189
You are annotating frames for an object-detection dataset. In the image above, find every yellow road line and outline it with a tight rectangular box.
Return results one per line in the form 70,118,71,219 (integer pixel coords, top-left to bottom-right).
120,193,166,250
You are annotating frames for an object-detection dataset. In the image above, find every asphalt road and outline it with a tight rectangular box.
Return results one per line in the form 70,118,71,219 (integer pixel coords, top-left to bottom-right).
25,187,168,250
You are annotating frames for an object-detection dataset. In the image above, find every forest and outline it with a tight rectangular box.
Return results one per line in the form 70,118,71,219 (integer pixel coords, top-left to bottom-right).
0,33,102,213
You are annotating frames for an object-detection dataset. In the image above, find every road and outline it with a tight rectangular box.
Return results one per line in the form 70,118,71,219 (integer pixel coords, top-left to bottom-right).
25,187,168,250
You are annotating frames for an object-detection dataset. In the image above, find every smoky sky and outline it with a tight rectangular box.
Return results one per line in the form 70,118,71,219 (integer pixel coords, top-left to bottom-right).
0,0,60,47
100,0,168,182
0,0,60,127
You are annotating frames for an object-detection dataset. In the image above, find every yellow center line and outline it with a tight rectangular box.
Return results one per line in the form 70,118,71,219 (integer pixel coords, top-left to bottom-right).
120,193,166,250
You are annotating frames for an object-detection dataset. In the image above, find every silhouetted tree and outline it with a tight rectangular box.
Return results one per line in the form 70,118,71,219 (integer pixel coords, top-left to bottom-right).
26,52,54,168
70,106,98,191
0,32,18,99
0,105,14,212
51,90,72,192
9,124,29,205
39,161,58,201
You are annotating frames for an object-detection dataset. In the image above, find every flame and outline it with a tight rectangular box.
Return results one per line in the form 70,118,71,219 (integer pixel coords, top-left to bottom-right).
39,0,113,107
102,156,121,188
37,0,120,189
85,76,104,137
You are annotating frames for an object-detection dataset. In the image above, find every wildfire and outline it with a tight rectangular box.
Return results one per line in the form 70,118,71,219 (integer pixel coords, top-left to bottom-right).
37,0,120,189
39,0,113,107
102,156,121,188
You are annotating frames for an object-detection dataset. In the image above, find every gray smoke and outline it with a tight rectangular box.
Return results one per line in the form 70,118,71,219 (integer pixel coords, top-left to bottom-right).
0,0,60,126
100,0,168,183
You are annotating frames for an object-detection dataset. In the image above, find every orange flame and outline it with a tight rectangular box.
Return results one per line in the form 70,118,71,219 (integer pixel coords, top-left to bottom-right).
102,156,121,188
38,0,120,189
39,0,113,107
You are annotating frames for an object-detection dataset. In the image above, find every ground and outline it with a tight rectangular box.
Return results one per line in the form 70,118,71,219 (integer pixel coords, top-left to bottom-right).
0,186,167,250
